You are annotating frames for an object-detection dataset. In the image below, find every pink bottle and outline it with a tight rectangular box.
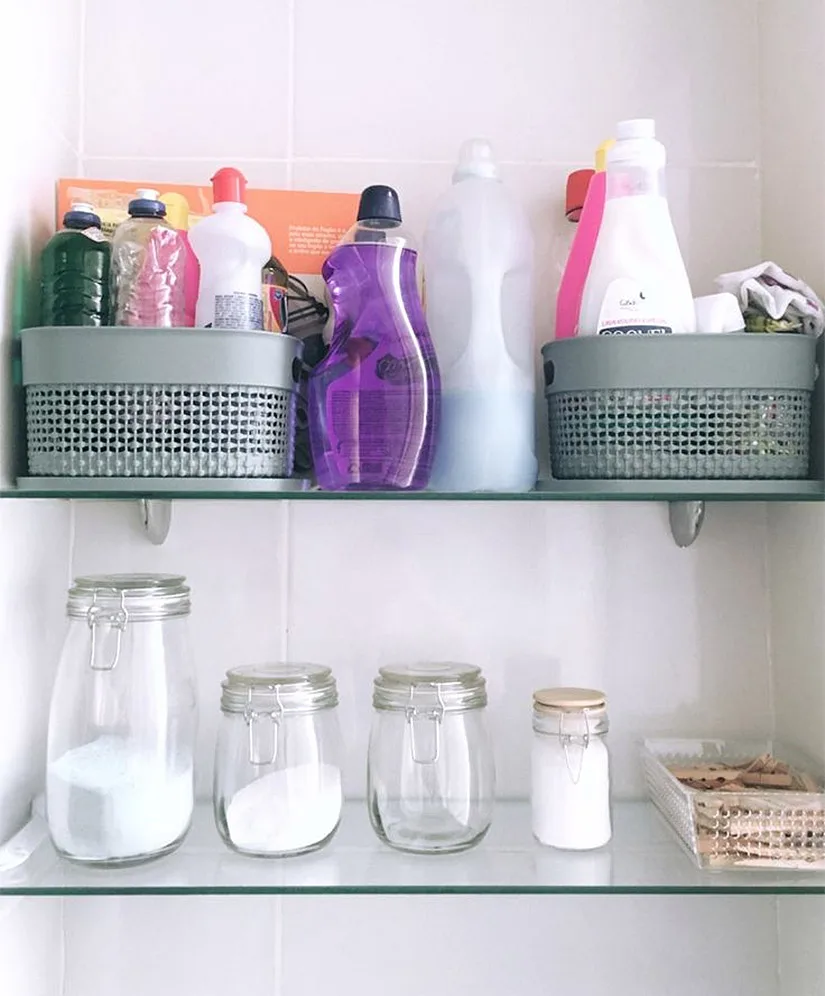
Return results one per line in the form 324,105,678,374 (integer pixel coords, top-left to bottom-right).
554,139,614,339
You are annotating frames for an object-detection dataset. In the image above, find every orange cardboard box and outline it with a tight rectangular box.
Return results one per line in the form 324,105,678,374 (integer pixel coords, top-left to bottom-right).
57,179,358,276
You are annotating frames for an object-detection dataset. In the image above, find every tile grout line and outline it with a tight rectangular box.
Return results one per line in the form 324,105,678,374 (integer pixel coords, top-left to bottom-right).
285,0,296,189
79,155,760,170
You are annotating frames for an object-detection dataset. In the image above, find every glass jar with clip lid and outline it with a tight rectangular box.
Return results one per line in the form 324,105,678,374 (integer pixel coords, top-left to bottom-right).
531,687,611,850
214,664,343,857
45,574,196,865
368,662,495,853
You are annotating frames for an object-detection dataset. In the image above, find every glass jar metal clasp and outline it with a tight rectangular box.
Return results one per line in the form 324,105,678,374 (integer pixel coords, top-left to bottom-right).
558,707,593,785
405,683,445,764
244,684,283,766
87,589,128,671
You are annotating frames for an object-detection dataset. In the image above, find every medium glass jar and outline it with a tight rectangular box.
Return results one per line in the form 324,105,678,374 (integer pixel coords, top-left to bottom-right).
214,664,343,857
368,663,495,853
46,574,196,866
531,687,611,850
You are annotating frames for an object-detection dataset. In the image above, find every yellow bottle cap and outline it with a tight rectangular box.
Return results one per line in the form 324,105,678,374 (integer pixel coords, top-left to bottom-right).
160,192,190,230
595,139,615,173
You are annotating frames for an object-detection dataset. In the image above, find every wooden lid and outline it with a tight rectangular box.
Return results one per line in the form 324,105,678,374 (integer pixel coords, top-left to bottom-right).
533,687,606,711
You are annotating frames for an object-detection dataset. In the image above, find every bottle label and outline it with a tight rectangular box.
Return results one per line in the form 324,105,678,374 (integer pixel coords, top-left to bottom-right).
214,292,264,331
81,227,107,243
596,278,674,335
262,282,288,333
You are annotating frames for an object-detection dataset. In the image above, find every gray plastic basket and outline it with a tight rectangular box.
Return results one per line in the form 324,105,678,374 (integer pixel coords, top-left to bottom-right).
21,326,303,479
541,334,818,480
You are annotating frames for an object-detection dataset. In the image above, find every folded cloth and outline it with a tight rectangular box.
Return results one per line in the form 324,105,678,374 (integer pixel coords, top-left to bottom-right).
715,261,824,335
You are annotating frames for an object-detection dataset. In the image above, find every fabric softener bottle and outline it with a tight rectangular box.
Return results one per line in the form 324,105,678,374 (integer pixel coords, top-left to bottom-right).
309,185,440,490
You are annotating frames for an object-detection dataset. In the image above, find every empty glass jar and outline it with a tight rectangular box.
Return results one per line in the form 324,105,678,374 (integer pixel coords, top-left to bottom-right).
46,574,196,866
367,663,495,853
214,664,343,857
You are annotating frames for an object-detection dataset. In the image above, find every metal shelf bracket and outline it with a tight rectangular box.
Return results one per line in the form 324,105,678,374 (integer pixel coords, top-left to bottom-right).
668,500,705,548
140,499,172,545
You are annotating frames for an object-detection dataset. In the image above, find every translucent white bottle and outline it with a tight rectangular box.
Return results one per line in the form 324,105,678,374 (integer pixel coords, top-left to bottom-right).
423,139,537,492
579,119,695,336
189,167,272,330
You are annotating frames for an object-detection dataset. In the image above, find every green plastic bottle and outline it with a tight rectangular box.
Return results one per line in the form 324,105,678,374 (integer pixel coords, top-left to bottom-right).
40,202,111,326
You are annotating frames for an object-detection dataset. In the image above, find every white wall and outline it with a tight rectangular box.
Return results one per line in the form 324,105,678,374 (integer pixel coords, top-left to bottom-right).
54,3,787,996
760,2,825,993
0,0,82,992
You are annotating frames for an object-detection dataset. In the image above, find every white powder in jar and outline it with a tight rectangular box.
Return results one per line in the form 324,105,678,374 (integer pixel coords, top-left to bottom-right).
47,734,193,861
531,734,611,850
226,762,342,854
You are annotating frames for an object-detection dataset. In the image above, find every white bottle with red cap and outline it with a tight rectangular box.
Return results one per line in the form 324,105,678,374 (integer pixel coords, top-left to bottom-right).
189,167,272,330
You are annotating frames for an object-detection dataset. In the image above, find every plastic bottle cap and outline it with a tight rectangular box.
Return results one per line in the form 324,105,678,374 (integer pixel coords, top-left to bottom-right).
212,167,247,205
615,118,656,141
64,203,102,229
565,169,593,222
453,138,499,181
128,190,166,218
160,192,191,230
594,139,615,173
356,185,402,223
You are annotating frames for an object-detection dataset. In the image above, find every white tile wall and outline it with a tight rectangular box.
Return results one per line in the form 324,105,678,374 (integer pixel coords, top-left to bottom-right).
760,0,825,295
279,895,777,996
0,899,63,996
7,0,821,994
63,897,278,996
0,5,78,994
778,897,825,996
0,0,78,845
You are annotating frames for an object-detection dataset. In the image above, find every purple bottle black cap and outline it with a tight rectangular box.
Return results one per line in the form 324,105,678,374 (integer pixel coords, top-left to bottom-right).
357,185,402,225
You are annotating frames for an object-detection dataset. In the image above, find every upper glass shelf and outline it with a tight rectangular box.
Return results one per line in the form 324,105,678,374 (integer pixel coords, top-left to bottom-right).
4,479,824,502
2,801,823,896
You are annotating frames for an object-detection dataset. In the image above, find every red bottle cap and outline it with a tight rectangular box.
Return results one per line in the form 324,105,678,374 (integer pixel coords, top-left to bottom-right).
565,168,594,222
211,167,247,205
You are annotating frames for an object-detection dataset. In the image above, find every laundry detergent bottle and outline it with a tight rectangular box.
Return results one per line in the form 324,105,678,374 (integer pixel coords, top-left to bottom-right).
424,139,537,492
579,119,694,336
308,185,440,491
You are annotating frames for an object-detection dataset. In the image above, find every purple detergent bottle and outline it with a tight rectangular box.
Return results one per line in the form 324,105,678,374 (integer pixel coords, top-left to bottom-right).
309,185,440,490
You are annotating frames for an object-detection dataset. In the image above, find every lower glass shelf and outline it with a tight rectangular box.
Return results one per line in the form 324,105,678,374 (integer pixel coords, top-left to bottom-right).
2,801,823,896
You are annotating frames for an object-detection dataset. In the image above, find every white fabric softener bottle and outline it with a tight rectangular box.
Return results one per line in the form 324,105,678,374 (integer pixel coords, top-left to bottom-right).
579,119,695,337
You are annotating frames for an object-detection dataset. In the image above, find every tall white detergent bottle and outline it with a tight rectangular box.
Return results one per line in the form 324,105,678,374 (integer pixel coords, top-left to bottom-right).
579,119,695,336
424,139,537,492
189,167,272,330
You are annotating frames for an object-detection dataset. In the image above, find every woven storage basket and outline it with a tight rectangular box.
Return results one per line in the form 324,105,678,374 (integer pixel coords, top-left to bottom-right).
641,738,825,871
541,334,818,480
21,327,303,479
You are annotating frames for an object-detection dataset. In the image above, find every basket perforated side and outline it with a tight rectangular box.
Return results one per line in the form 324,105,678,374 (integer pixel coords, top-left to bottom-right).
642,739,825,870
641,748,700,861
548,387,811,480
26,383,297,478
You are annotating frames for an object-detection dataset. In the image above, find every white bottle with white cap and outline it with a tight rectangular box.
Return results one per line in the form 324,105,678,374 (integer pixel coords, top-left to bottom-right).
423,139,537,492
579,119,695,336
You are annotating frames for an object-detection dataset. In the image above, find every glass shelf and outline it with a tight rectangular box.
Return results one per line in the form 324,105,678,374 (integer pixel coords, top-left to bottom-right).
3,479,824,502
2,801,823,896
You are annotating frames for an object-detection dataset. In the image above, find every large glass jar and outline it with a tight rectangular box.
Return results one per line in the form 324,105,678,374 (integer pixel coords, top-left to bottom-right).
368,663,495,853
214,664,343,857
46,574,196,866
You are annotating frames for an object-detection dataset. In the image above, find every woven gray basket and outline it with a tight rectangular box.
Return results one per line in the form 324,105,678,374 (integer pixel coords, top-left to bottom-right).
22,327,303,479
541,334,818,480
